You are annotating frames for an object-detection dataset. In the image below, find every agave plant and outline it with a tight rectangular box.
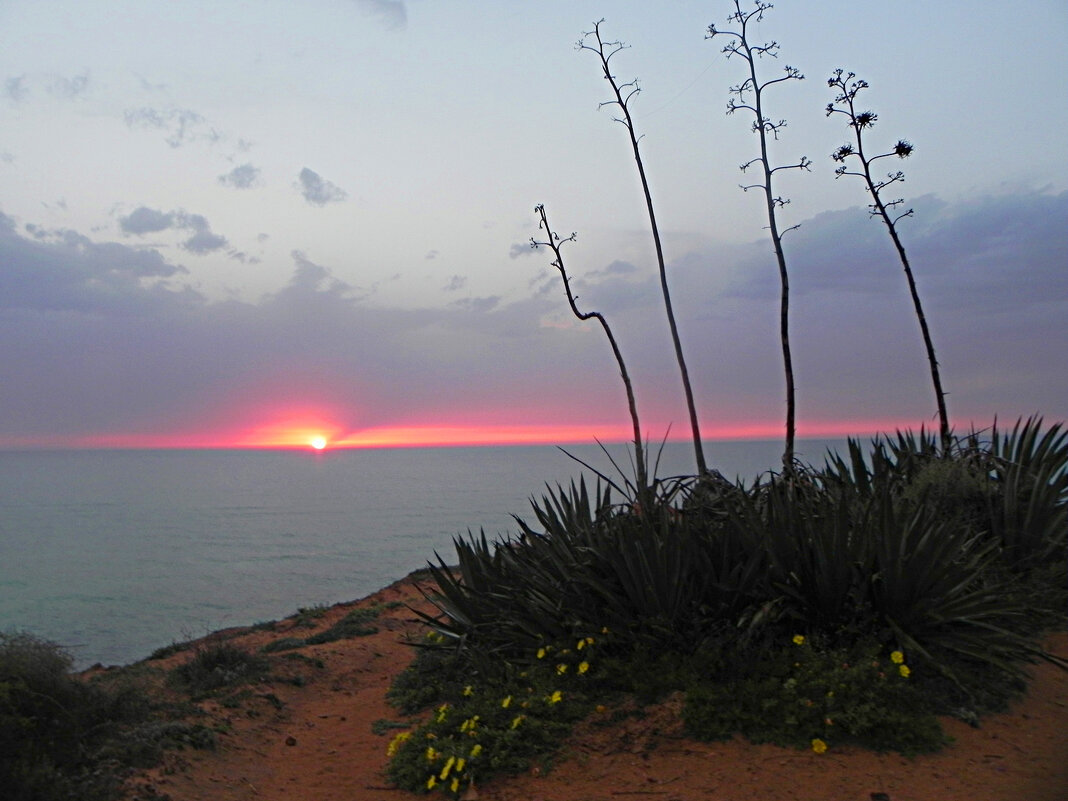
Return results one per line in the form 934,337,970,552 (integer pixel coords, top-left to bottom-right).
982,416,1068,568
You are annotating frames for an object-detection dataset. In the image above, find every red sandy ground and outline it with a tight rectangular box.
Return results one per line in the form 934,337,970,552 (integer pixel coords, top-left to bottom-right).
122,574,1068,801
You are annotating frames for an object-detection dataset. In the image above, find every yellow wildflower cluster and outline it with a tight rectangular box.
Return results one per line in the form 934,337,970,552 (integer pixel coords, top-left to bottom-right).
890,649,910,678
424,748,473,795
811,738,828,754
459,715,480,734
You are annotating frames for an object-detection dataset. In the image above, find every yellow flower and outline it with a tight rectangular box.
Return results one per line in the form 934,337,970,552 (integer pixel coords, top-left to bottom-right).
463,685,473,696
501,695,512,709
890,650,904,664
899,664,911,678
425,746,439,762
578,661,590,675
556,663,568,674
537,647,546,659
440,755,456,780
451,777,460,793
577,639,586,650
470,744,482,758
456,758,466,773
548,690,563,704
792,634,805,646
426,776,437,790
511,714,525,729
386,731,410,757
811,738,828,754
586,636,595,646
459,715,480,733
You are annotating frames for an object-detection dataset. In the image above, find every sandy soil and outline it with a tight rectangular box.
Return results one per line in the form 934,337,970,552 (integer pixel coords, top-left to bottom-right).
121,573,1068,801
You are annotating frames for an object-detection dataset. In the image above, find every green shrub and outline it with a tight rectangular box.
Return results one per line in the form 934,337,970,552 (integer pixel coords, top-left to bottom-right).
386,634,603,797
305,607,380,644
261,636,306,653
683,635,948,755
0,631,164,801
388,635,473,715
171,641,268,694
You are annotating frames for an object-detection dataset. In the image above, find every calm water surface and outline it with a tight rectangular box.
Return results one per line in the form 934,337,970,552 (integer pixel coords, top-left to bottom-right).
0,439,845,667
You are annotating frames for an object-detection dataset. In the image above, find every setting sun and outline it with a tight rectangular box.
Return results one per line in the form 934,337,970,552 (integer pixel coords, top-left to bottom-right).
310,436,327,450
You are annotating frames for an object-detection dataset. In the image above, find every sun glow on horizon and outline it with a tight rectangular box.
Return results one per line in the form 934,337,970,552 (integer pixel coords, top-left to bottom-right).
0,413,964,451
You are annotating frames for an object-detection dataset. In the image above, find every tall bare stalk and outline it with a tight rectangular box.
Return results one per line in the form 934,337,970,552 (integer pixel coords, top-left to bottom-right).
578,21,708,477
530,204,649,495
708,1,810,472
826,70,951,452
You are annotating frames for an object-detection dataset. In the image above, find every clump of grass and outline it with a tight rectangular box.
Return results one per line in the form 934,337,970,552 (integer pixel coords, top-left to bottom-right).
261,636,306,653
289,604,330,628
305,607,380,644
170,641,268,694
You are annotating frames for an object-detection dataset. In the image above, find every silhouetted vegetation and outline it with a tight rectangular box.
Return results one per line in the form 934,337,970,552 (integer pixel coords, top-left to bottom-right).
389,6,1067,796
0,631,214,801
391,420,1066,794
708,1,810,471
531,203,650,495
827,68,951,451
578,20,708,477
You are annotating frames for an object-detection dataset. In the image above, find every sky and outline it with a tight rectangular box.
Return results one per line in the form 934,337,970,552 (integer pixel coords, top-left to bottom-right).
1,0,1066,453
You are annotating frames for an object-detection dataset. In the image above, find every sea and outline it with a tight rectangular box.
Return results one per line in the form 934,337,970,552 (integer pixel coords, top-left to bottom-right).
0,439,848,668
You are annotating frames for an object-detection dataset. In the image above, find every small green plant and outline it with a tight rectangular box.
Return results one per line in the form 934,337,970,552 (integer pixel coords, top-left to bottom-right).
261,636,306,653
684,635,947,755
386,635,604,797
305,607,380,644
290,604,330,628
171,641,268,694
388,633,473,715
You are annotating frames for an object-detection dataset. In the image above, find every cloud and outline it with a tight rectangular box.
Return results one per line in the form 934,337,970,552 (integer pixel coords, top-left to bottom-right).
182,229,228,254
0,189,1064,447
356,0,407,29
509,241,536,259
296,168,348,206
218,163,261,189
444,275,466,292
123,107,217,148
49,71,90,99
451,296,501,313
589,259,639,278
4,75,27,103
120,206,175,235
118,206,229,253
0,211,190,315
